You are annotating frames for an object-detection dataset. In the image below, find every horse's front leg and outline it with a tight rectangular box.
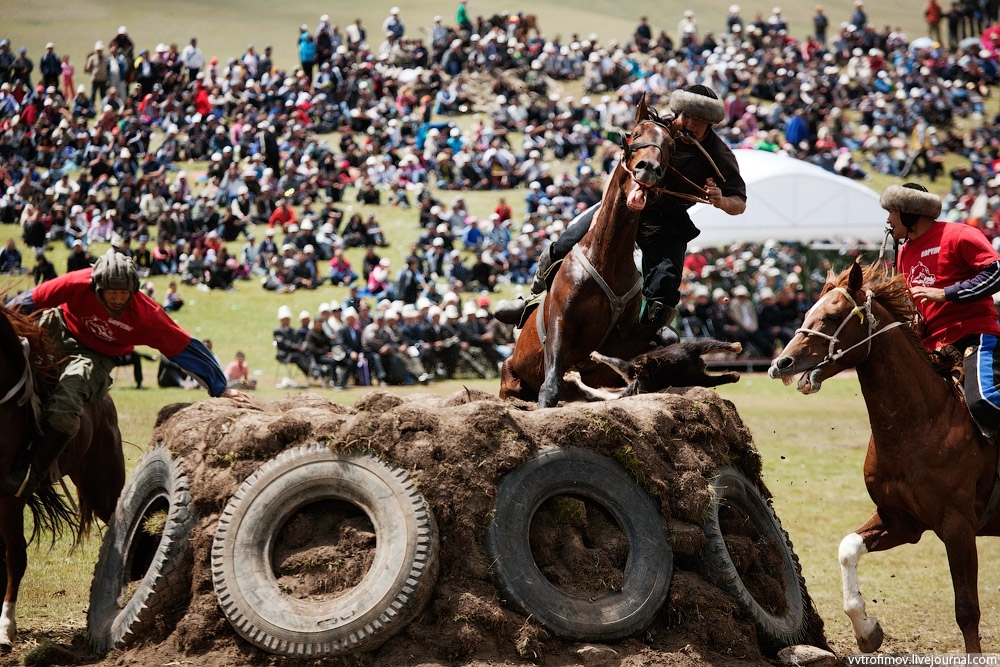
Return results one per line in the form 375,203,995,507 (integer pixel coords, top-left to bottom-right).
939,513,982,653
839,509,923,653
0,498,26,651
538,317,565,408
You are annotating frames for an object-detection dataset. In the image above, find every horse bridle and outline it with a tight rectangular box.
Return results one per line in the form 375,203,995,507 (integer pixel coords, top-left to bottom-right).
795,287,905,370
619,121,712,205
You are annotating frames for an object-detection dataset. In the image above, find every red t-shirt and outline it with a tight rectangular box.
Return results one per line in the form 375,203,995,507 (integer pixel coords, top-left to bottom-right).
898,221,1000,349
31,268,192,358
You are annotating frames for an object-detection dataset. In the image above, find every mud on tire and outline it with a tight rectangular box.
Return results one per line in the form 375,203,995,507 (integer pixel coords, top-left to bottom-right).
88,446,195,652
211,443,439,656
485,446,673,640
701,465,808,652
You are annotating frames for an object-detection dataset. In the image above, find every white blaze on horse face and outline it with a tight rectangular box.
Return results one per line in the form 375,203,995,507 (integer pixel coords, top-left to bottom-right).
0,600,16,647
839,533,880,648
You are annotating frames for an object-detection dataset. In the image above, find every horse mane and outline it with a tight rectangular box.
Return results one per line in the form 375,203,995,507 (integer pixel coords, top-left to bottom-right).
2,305,62,388
823,263,963,384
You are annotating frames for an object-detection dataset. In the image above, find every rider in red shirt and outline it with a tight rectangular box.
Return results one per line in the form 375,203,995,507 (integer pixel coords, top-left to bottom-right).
4,250,249,497
884,182,1000,434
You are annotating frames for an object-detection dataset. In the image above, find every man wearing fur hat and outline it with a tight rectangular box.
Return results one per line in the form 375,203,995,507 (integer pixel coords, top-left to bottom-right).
495,85,747,347
883,182,1000,435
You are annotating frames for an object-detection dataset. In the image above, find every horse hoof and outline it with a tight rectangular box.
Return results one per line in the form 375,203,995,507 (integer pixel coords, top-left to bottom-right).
856,620,885,653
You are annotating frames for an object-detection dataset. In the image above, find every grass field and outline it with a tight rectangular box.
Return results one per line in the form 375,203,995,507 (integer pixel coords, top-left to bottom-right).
5,0,1000,658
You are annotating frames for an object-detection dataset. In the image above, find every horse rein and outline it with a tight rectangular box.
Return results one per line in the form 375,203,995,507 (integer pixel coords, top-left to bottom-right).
0,337,35,407
795,287,905,369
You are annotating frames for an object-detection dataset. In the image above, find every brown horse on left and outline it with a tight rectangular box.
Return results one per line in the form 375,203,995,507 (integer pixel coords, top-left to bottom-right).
500,96,675,407
0,305,124,651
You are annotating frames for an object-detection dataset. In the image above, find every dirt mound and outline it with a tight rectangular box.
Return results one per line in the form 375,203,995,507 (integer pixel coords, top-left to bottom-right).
106,388,826,667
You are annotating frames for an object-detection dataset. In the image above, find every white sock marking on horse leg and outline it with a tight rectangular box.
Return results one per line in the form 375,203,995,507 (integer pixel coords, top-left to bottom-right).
839,533,879,646
0,601,17,646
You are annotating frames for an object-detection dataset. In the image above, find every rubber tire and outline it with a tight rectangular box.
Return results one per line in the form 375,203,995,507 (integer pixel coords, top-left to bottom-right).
485,446,673,640
701,465,808,652
211,444,439,656
88,446,195,652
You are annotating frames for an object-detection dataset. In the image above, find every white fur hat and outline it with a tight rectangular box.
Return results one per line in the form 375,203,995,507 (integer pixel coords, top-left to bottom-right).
669,85,726,125
880,184,941,219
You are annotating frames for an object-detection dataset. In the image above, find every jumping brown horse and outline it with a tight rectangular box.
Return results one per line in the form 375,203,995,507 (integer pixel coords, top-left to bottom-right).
768,262,999,653
0,305,124,650
499,96,675,407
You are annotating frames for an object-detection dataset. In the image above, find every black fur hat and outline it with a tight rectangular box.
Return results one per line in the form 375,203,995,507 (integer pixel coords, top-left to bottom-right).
880,183,942,219
669,85,726,124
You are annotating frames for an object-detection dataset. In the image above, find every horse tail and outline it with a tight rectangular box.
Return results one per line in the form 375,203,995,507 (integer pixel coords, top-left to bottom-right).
24,485,82,548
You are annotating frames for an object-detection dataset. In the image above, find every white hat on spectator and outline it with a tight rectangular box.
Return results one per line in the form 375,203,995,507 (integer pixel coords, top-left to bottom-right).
732,285,749,297
759,287,776,300
463,301,478,316
342,307,359,319
277,305,293,320
476,308,489,319
712,288,729,301
444,305,460,319
94,41,104,51
432,237,444,247
318,302,331,313
401,304,419,319
298,310,311,321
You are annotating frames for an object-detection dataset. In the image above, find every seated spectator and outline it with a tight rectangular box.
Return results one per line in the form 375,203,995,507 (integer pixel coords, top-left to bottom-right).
328,247,358,285
335,306,366,388
304,315,340,385
66,239,94,272
0,238,25,274
273,305,312,378
32,251,58,285
224,351,257,389
163,281,184,311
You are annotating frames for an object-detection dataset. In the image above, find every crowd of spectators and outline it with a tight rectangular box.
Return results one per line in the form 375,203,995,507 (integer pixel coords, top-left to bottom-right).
3,1,1000,375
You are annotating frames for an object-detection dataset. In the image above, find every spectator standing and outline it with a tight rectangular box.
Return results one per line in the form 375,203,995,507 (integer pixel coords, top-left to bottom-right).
850,0,868,28
382,7,406,39
813,5,829,43
456,0,473,33
85,41,109,107
299,31,316,82
0,40,13,84
925,0,944,42
60,53,75,100
39,43,60,90
11,46,33,87
180,37,205,83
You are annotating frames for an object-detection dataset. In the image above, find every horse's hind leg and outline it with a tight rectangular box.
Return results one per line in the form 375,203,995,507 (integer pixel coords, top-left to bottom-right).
939,513,983,653
589,351,633,383
0,498,26,651
839,510,923,652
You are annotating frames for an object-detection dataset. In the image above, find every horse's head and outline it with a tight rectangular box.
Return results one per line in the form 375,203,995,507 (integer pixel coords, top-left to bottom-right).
769,262,908,393
620,95,674,211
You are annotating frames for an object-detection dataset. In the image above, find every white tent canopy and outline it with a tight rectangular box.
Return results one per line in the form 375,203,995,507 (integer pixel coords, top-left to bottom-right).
688,149,887,247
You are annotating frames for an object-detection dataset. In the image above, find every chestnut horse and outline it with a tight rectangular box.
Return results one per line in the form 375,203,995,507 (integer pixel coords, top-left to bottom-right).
499,96,675,407
0,306,124,650
768,262,999,653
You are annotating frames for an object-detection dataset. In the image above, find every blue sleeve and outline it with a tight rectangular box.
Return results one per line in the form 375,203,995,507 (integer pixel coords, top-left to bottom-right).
169,338,228,397
944,260,1000,303
5,288,36,313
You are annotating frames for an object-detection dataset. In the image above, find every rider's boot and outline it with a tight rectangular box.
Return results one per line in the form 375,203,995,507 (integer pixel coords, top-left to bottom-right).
1,423,71,498
639,299,680,347
495,245,556,325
